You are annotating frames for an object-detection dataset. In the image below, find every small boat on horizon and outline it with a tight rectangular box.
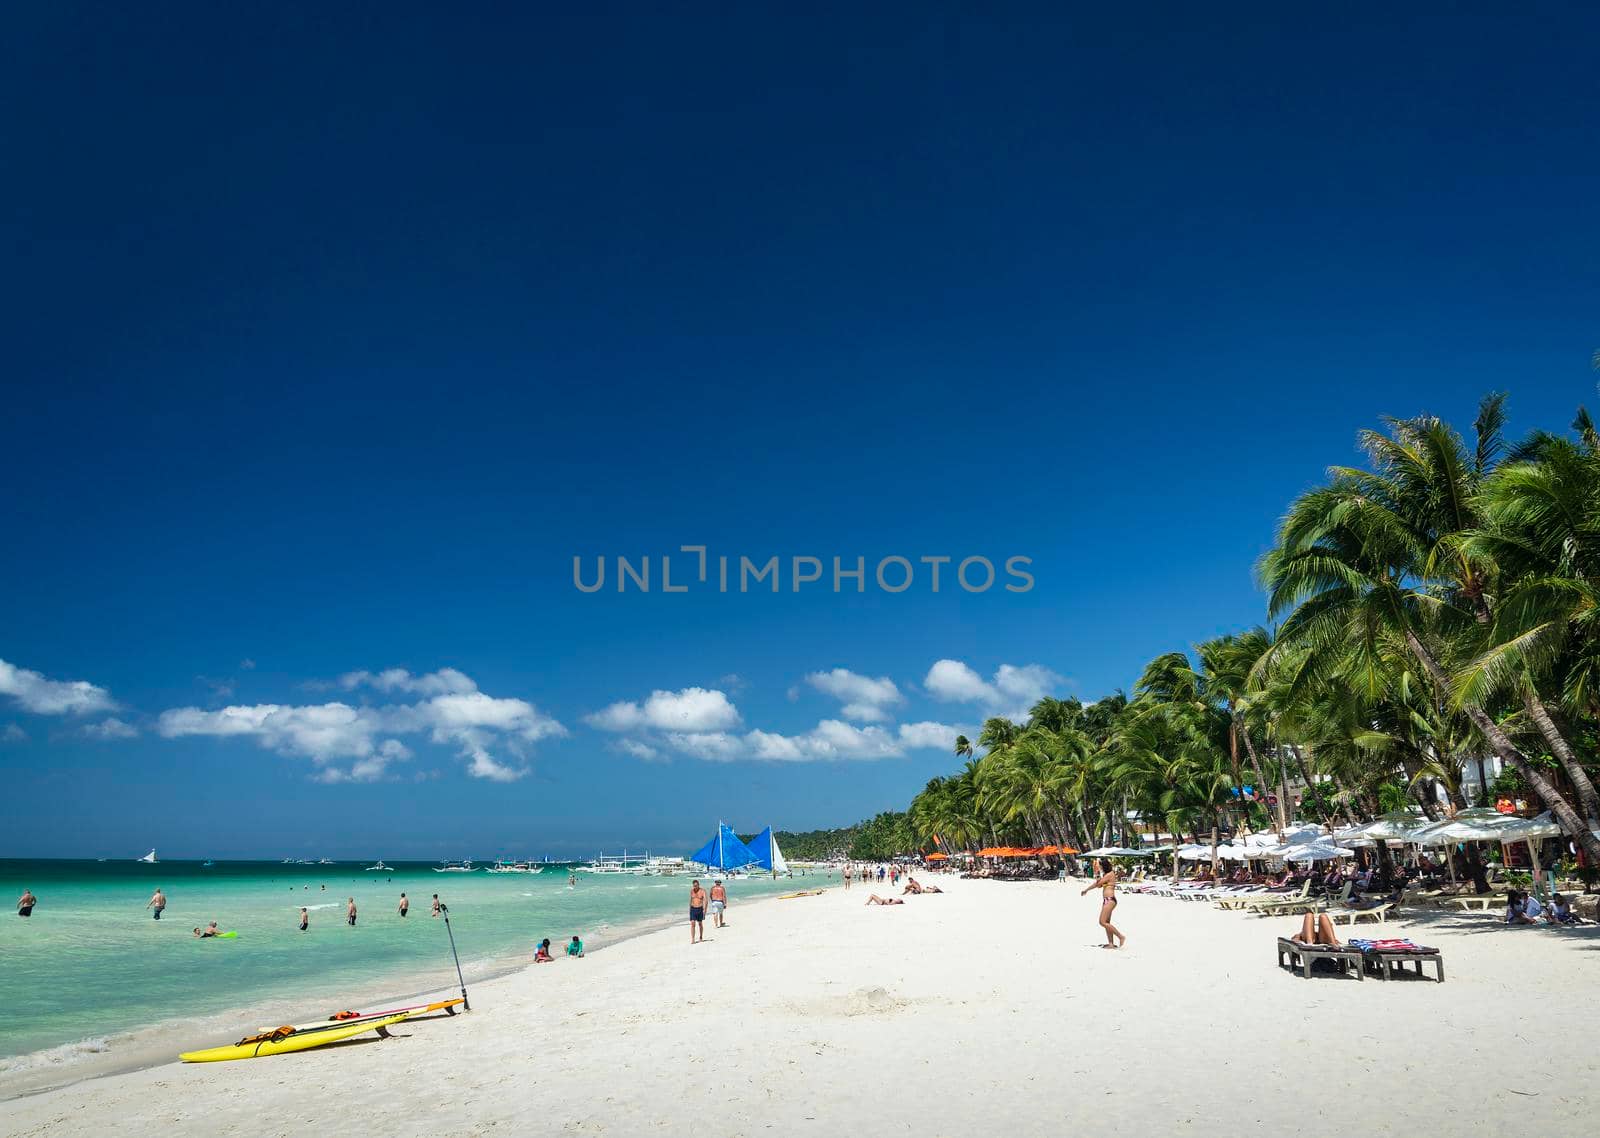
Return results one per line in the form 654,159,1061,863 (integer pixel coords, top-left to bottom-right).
486,860,544,874
137,849,158,864
364,860,390,872
433,860,476,873
202,859,215,868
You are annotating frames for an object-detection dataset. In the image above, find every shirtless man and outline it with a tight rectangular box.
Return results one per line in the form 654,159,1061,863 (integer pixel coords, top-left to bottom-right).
146,887,166,920
17,889,37,917
689,880,708,944
709,880,729,928
299,907,309,932
194,921,220,938
346,897,358,927
398,893,409,918
843,865,852,891
431,893,442,917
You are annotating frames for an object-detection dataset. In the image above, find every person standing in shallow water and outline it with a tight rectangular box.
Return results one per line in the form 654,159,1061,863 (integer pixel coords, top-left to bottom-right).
431,893,442,917
1080,858,1126,949
299,907,309,932
346,897,358,927
398,893,409,918
146,887,166,920
17,888,37,917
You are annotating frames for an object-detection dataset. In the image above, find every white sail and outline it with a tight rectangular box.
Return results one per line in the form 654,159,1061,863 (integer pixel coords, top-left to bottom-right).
138,849,157,863
769,831,788,875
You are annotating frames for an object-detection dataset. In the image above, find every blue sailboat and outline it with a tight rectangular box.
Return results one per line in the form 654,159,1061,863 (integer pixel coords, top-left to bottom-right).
748,826,789,875
688,823,759,871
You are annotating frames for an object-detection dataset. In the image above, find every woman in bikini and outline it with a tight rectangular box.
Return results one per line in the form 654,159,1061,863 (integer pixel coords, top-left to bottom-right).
1080,858,1126,948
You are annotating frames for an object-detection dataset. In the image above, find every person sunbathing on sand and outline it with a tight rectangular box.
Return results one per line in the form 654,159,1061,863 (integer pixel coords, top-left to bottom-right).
1295,911,1342,946
865,894,904,905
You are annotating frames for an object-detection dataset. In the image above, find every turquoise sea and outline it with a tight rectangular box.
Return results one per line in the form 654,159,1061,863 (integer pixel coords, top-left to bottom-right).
0,858,817,1091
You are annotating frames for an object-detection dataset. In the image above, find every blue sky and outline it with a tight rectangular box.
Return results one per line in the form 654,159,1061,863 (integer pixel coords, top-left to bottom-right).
2,5,1597,858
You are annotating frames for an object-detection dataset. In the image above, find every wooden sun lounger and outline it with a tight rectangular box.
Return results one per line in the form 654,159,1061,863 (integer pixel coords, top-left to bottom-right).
1276,937,1364,980
1361,948,1444,983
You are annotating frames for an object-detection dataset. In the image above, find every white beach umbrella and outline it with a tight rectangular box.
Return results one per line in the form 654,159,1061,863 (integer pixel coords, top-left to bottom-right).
1280,841,1355,862
1083,846,1152,857
1484,812,1563,842
1352,809,1428,841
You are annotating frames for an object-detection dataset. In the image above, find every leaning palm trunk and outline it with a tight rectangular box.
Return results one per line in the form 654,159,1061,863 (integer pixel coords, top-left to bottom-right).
1239,728,1279,836
1523,689,1600,825
1403,630,1600,864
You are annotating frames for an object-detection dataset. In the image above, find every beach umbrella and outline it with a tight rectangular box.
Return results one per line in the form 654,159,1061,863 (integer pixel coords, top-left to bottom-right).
1352,809,1429,841
1495,812,1564,841
1083,846,1150,857
1280,841,1355,862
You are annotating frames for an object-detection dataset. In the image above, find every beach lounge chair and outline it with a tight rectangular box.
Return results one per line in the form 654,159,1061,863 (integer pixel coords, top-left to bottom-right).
1275,937,1364,981
1256,881,1346,916
1347,937,1444,982
1241,880,1312,913
1328,889,1403,926
1442,893,1505,912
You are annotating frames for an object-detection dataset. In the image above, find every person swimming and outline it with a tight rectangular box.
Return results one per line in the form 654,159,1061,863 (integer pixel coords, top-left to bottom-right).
194,921,221,938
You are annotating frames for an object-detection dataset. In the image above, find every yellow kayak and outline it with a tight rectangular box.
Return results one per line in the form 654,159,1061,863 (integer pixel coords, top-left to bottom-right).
179,1012,410,1063
254,997,462,1035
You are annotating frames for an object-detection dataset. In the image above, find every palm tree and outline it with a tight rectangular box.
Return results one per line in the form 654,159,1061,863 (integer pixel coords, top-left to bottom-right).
1198,630,1283,834
1262,400,1600,863
1456,418,1600,824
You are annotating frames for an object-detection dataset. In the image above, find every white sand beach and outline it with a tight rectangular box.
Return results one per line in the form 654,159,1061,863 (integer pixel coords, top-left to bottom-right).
5,878,1596,1137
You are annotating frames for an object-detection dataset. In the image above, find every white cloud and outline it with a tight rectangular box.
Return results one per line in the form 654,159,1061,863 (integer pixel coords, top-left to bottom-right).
616,739,662,762
340,667,477,697
0,658,116,716
585,687,741,733
595,680,963,765
804,668,902,723
83,717,138,740
896,721,966,750
157,669,564,783
701,720,906,764
663,731,744,760
240,658,256,670
923,660,993,703
922,659,1064,720
1,723,26,743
